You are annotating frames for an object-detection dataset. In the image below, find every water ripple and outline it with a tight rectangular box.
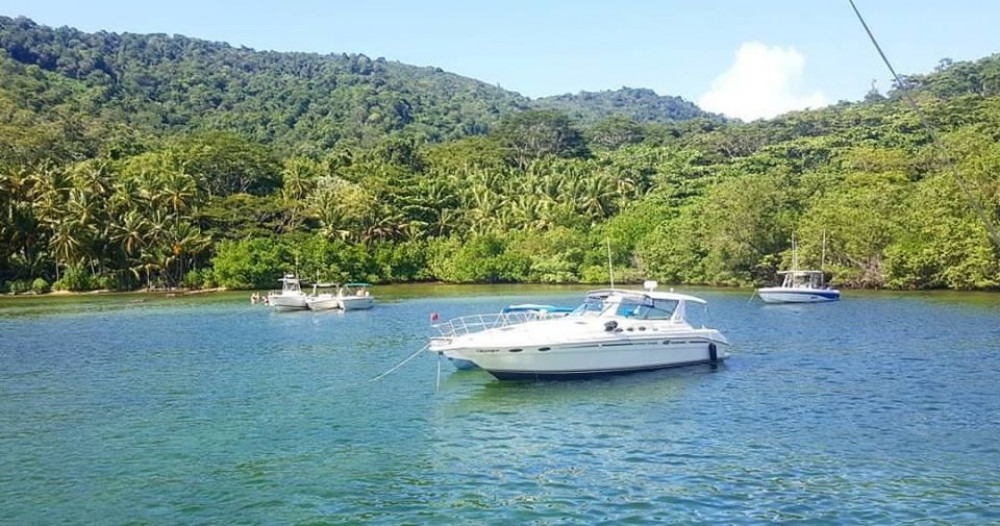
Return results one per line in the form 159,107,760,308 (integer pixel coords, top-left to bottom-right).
1,289,999,524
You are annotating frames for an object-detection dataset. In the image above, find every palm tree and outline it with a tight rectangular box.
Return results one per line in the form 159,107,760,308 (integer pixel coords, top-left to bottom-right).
49,218,83,282
130,249,161,291
163,220,211,284
156,169,198,218
112,209,150,257
110,178,147,216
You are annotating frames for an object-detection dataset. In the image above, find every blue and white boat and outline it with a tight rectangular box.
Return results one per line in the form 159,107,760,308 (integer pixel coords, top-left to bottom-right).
757,270,841,303
757,234,840,304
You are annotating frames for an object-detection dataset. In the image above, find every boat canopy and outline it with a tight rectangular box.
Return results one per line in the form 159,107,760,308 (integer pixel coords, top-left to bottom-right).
584,288,708,305
502,304,573,314
777,270,827,289
344,282,371,287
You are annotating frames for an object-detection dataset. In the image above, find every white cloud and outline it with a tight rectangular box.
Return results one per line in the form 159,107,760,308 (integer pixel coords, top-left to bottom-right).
699,41,827,121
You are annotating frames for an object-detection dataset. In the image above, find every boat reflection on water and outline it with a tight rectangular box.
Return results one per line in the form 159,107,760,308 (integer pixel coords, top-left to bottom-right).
429,342,729,416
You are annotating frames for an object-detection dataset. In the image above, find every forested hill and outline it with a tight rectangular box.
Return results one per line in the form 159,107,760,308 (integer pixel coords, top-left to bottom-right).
533,87,717,125
0,15,533,152
0,16,716,154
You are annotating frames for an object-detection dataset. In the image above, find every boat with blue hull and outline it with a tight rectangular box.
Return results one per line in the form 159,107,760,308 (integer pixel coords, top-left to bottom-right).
757,234,840,304
757,270,841,303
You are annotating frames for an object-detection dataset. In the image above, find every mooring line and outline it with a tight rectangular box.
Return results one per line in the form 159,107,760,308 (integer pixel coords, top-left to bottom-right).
370,343,431,382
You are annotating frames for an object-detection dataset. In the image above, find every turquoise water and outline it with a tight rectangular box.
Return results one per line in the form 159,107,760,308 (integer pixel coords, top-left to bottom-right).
1,286,999,524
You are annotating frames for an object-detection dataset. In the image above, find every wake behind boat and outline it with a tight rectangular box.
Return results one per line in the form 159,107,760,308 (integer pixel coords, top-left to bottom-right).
429,282,728,380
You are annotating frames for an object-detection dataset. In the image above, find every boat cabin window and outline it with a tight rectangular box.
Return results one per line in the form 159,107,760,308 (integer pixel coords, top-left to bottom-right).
571,298,607,317
615,298,644,318
783,272,824,289
637,299,678,320
614,298,678,319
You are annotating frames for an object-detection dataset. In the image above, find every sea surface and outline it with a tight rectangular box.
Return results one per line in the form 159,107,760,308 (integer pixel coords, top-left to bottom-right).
1,285,999,525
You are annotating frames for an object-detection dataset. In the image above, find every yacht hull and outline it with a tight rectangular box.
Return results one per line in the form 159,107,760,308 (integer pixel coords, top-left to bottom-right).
436,334,726,380
269,296,308,310
757,288,840,303
489,359,720,380
306,296,341,311
339,296,374,310
447,356,479,370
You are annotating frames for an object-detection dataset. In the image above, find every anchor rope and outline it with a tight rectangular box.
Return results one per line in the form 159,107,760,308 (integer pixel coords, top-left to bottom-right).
370,343,431,382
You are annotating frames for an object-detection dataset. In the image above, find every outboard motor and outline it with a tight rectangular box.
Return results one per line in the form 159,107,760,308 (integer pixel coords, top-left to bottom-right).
604,320,618,332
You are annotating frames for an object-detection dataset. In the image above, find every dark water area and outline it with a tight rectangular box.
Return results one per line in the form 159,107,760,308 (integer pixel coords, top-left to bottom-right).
1,286,998,524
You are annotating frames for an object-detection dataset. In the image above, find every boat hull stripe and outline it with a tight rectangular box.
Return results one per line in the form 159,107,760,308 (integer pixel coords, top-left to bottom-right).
486,358,723,381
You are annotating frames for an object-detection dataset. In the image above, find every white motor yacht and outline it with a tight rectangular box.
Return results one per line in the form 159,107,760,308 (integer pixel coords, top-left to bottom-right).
429,283,728,380
268,275,308,311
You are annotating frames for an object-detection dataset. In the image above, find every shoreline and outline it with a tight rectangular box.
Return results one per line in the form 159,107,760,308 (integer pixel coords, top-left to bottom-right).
7,287,230,298
4,282,1000,299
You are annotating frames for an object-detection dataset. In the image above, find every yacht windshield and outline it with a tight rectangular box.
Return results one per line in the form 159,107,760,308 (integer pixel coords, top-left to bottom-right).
614,298,644,317
617,298,678,320
570,298,607,317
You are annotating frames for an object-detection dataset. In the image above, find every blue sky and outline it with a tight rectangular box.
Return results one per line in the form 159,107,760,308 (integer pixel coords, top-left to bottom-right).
4,0,998,120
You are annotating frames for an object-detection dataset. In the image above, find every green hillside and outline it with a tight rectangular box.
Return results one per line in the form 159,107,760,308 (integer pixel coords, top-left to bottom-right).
1,16,999,293
0,15,533,154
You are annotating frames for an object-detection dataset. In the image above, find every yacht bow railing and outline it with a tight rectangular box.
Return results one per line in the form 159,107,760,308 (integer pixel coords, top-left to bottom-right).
433,311,559,338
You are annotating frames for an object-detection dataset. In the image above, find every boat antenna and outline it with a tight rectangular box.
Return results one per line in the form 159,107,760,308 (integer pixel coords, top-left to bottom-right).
791,232,798,272
606,238,615,289
848,0,1000,251
821,230,827,270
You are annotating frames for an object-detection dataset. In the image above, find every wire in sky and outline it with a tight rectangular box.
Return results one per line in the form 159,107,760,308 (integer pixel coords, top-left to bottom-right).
848,0,1000,250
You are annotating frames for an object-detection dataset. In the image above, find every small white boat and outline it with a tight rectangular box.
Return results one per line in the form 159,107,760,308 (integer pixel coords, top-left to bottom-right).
268,275,308,311
305,283,341,311
337,282,374,311
429,282,728,380
757,270,841,303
